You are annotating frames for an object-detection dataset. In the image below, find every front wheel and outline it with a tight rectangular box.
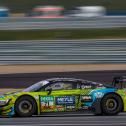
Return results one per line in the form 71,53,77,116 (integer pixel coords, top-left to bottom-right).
15,96,37,117
101,94,123,116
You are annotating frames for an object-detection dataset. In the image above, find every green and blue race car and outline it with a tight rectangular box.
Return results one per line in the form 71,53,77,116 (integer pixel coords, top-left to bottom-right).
0,76,126,117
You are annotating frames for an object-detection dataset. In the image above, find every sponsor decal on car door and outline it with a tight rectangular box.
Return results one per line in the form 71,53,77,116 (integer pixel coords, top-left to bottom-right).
40,93,78,112
40,81,81,113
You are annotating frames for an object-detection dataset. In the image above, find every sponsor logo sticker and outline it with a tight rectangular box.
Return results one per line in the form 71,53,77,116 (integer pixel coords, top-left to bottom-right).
95,92,103,98
56,96,75,105
81,95,92,101
40,96,54,110
56,105,64,111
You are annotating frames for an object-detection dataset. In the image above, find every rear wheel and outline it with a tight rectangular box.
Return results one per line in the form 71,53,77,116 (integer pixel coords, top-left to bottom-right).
101,94,122,115
15,96,37,117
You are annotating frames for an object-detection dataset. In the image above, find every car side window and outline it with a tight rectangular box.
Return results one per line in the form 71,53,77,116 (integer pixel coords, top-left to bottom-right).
44,81,76,91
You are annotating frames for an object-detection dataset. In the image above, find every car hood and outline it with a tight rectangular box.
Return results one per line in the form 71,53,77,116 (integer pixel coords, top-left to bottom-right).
0,90,21,100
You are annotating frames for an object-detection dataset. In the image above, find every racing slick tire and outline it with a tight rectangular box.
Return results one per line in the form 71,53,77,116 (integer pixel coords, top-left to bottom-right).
101,93,123,115
15,95,37,117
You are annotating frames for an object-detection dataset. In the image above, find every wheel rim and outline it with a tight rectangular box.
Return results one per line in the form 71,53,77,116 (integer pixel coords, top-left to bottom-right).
106,98,118,111
19,100,32,114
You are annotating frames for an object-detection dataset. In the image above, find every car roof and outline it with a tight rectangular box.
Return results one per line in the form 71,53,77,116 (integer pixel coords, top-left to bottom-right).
45,78,99,84
46,78,83,81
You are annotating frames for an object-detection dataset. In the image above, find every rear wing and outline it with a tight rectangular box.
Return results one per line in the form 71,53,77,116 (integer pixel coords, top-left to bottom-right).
112,76,126,88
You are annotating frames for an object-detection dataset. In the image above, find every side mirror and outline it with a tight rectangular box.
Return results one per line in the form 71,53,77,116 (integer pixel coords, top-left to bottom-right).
46,88,52,95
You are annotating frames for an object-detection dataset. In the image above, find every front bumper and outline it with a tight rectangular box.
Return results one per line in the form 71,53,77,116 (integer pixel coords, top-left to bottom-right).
0,100,15,117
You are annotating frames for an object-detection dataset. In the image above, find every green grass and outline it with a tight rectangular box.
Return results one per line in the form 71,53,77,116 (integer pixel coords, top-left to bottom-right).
0,28,126,41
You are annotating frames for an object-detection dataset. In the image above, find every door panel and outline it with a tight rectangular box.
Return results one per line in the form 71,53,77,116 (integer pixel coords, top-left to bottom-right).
39,89,81,113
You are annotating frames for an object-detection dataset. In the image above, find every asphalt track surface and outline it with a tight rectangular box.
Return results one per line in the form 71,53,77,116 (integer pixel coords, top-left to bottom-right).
1,113,126,126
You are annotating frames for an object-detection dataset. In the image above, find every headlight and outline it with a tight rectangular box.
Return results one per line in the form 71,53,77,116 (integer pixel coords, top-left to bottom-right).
0,99,11,106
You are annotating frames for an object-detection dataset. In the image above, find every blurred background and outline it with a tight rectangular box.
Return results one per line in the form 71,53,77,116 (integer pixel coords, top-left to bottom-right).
0,0,126,16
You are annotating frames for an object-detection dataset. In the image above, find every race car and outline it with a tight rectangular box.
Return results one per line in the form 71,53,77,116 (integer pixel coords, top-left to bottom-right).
0,77,126,117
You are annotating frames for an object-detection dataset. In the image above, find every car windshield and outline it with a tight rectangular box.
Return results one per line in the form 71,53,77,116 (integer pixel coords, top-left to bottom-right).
23,80,49,92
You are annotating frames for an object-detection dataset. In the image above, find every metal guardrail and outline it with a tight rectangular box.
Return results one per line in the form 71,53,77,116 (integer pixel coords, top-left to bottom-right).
0,39,126,65
0,16,126,30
